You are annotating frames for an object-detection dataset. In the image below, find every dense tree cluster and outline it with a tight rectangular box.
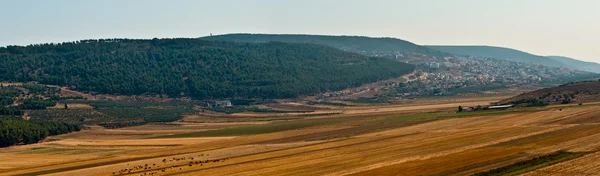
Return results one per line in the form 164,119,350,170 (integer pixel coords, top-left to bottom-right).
30,100,196,129
0,107,23,116
0,86,19,106
0,85,59,115
0,38,414,100
21,84,60,95
0,117,80,147
19,98,57,109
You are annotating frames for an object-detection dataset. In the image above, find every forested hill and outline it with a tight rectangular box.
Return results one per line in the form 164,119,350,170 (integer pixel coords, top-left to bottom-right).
427,45,567,68
202,34,448,57
0,38,414,99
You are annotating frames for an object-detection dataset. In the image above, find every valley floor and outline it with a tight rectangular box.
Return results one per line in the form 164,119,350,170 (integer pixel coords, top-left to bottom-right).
1,96,600,176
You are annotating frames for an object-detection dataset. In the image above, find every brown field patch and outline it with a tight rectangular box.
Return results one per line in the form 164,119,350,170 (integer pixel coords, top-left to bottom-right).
348,148,531,176
49,103,94,109
340,100,499,115
4,96,599,176
0,153,98,171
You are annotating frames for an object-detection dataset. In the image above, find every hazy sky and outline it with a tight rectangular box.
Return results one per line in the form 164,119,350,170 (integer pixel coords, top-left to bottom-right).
1,0,599,62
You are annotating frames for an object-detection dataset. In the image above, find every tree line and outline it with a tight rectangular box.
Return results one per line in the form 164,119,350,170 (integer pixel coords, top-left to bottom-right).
0,117,80,147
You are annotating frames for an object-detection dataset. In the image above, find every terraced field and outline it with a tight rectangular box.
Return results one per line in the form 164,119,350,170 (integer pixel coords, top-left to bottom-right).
1,97,599,176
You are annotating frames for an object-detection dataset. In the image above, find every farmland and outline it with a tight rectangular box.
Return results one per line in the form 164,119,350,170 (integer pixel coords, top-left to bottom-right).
1,95,600,176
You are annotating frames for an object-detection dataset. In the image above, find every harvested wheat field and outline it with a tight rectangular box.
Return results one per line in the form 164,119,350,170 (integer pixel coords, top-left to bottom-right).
2,97,600,176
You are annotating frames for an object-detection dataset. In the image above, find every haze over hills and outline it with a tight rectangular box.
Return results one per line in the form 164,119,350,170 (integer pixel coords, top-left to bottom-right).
205,34,599,97
0,38,414,100
203,34,449,59
426,45,567,68
547,56,600,73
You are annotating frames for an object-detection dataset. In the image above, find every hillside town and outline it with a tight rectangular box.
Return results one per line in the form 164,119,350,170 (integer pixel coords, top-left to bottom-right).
316,53,592,100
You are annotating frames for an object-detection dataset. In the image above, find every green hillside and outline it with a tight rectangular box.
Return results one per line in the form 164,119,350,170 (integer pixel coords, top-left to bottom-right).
547,56,600,73
203,34,448,57
427,45,566,68
0,38,414,99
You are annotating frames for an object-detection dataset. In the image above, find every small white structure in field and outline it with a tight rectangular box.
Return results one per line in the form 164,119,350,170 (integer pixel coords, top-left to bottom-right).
214,100,233,107
488,104,514,110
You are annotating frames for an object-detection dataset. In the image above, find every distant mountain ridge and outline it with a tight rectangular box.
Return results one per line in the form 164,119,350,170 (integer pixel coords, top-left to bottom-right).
205,34,600,77
547,56,600,73
427,45,600,73
208,35,600,74
426,45,567,68
202,34,448,58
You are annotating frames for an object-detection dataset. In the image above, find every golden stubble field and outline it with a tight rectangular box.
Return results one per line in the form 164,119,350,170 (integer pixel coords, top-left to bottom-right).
2,96,600,176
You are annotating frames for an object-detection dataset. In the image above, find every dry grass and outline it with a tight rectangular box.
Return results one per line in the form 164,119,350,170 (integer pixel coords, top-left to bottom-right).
473,151,587,176
2,97,599,176
523,151,600,176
